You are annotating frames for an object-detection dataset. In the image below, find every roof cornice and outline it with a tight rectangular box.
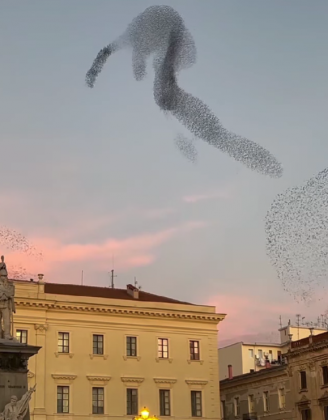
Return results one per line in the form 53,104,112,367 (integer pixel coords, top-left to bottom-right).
15,299,225,323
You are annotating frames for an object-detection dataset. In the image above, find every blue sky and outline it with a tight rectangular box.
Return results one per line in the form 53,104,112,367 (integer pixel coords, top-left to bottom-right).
1,1,328,343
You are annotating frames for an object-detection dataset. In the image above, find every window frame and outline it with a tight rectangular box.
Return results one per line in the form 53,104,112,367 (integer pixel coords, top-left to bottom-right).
92,387,104,414
159,389,171,416
300,370,307,390
191,390,202,417
248,394,254,413
322,365,328,385
16,329,28,344
301,408,312,420
92,334,104,355
248,349,254,358
57,386,69,414
278,388,285,409
58,332,70,354
126,388,138,416
126,336,137,357
158,338,169,359
189,340,200,361
234,397,240,416
263,391,270,412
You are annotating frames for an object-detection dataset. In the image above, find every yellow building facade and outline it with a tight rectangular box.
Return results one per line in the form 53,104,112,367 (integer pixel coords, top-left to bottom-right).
12,279,225,420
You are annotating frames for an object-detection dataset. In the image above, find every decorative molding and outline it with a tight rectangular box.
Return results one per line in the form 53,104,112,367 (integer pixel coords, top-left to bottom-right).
89,354,108,360
55,352,74,358
121,377,144,387
153,378,177,389
34,324,48,332
16,299,224,323
185,380,208,387
287,366,293,377
320,360,328,366
187,359,204,365
155,357,173,363
27,371,35,378
123,355,141,361
87,375,111,386
318,390,328,405
308,361,316,371
51,374,77,384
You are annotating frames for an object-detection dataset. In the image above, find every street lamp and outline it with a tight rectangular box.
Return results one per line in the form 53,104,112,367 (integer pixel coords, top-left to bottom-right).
134,407,158,420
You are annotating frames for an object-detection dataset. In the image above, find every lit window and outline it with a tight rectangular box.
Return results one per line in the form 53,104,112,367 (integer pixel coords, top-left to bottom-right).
58,332,69,353
158,338,169,359
279,388,285,409
16,330,28,344
190,341,200,360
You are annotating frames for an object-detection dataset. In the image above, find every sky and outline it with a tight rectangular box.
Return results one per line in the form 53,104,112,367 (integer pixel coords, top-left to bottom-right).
1,1,328,346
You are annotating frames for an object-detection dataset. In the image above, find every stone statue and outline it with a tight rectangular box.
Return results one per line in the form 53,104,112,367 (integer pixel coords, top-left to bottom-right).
0,256,16,340
0,385,36,420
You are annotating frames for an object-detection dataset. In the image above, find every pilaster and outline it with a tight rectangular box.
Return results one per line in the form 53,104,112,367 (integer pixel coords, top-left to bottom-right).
33,324,48,420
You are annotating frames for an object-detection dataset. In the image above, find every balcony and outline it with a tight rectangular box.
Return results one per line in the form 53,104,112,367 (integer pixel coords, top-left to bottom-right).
291,337,310,349
243,413,257,420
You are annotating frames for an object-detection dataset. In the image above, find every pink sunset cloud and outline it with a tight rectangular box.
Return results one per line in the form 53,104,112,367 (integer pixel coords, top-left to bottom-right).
182,188,233,204
3,220,207,283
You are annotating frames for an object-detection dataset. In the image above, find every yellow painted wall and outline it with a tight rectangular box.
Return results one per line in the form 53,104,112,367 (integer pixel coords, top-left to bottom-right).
12,280,225,420
218,343,242,380
279,325,326,344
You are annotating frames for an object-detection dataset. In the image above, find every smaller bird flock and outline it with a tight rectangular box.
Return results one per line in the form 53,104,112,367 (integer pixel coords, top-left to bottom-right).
0,226,43,279
265,168,328,303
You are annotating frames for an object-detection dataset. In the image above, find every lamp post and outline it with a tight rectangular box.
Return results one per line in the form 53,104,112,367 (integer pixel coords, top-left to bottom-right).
134,407,158,420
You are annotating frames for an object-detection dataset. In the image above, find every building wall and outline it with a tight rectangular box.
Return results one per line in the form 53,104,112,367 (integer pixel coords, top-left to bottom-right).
241,344,287,375
279,325,326,344
12,280,225,420
218,343,242,380
286,335,328,420
220,367,294,420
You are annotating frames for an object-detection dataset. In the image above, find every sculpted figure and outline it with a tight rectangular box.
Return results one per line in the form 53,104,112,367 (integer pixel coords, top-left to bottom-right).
0,386,36,420
0,256,15,340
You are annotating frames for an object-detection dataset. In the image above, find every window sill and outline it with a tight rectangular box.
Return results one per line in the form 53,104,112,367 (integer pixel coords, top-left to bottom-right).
187,359,204,365
321,384,328,389
54,352,74,358
123,356,141,361
89,354,108,360
299,388,308,393
156,357,173,363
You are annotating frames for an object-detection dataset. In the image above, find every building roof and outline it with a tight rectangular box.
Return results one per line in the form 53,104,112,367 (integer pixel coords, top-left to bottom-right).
220,364,286,386
42,282,194,306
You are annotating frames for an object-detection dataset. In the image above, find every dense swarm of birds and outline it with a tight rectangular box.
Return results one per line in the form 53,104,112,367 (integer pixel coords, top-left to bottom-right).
265,168,328,303
0,226,43,279
174,134,198,163
86,5,283,178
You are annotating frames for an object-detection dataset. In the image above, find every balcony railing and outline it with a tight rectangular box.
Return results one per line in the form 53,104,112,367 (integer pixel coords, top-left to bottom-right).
313,331,328,343
291,337,310,348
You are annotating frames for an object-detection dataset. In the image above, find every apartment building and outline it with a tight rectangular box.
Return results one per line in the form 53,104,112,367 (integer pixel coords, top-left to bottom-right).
13,278,225,420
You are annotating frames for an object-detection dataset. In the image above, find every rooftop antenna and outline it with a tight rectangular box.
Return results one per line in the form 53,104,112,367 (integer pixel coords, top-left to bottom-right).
279,315,282,329
110,269,117,289
134,277,142,290
296,314,301,340
81,270,84,286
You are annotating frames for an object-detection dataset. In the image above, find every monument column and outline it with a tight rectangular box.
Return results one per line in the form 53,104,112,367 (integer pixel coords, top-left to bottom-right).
33,324,48,420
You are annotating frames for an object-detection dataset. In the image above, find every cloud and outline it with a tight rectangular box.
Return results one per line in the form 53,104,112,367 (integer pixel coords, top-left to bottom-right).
208,291,328,347
182,189,233,204
5,220,207,283
143,207,176,219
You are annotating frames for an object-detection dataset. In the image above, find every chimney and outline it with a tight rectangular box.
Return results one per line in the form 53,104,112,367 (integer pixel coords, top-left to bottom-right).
127,284,139,299
228,365,233,380
38,273,44,283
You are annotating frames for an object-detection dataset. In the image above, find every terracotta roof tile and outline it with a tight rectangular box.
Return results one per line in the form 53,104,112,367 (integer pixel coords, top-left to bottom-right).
44,282,194,305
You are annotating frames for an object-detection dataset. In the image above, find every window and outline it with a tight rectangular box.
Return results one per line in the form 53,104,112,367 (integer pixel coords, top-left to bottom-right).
58,332,69,353
159,390,171,416
249,349,254,358
92,387,104,414
16,329,28,344
127,389,138,415
191,391,202,417
300,371,307,389
93,335,104,355
263,391,269,412
158,338,169,359
248,394,254,412
126,336,137,357
190,341,200,360
269,350,273,361
323,366,328,385
57,386,69,413
301,409,312,420
258,349,263,358
221,401,226,419
279,388,285,409
234,397,240,416
277,351,282,362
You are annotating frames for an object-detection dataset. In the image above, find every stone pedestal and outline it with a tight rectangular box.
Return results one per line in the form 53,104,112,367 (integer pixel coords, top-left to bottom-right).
0,340,40,419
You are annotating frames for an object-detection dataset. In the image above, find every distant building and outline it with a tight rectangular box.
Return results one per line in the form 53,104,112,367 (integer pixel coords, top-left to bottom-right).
219,325,326,380
12,278,225,420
